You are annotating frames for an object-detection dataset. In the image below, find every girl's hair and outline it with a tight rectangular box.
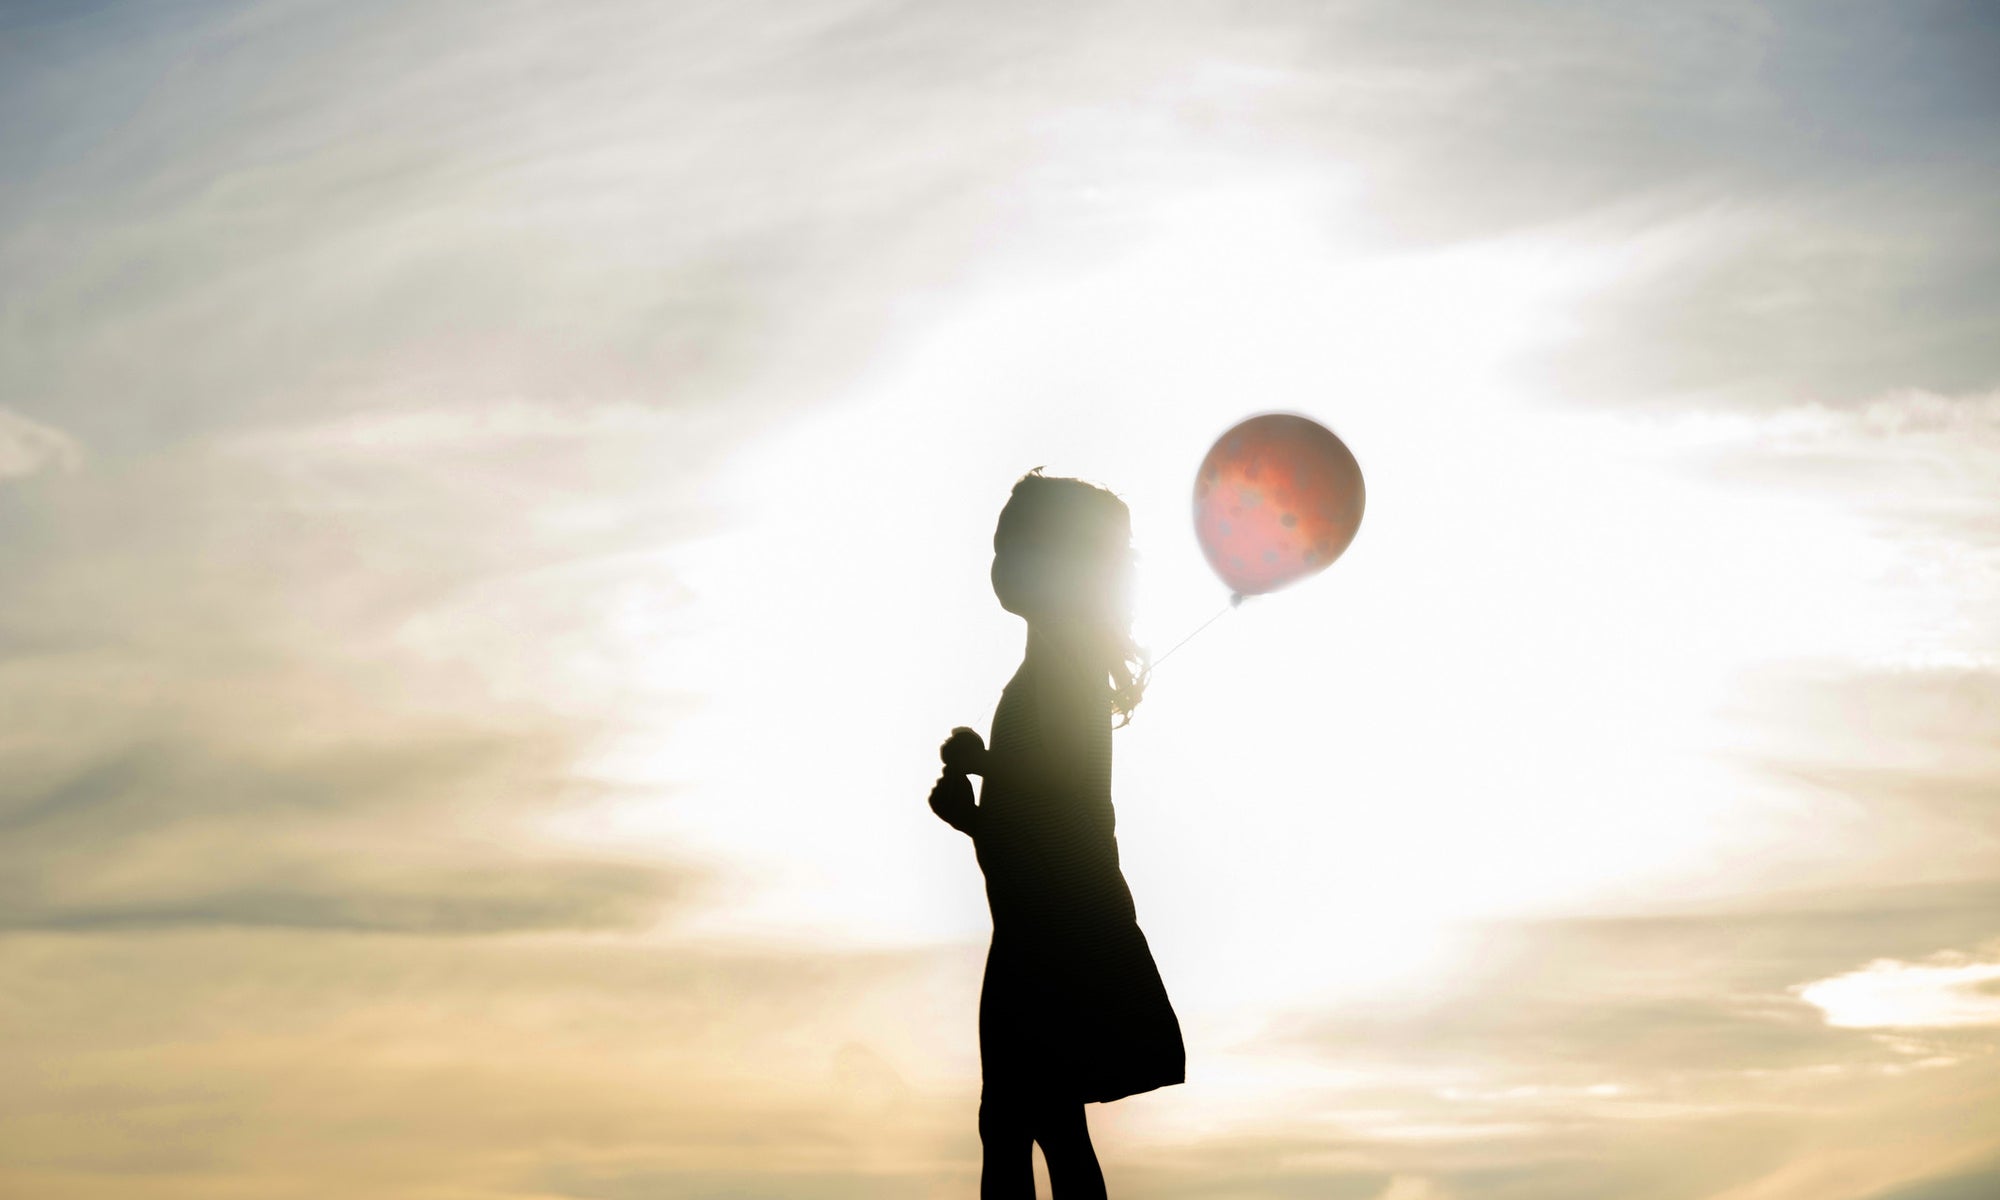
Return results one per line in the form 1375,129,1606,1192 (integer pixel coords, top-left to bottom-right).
998,470,1150,724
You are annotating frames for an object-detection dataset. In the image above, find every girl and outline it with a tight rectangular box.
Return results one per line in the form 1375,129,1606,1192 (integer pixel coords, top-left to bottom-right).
928,470,1185,1199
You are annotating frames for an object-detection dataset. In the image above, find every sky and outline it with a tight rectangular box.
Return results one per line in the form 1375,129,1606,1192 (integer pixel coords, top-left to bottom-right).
2,1,1999,1197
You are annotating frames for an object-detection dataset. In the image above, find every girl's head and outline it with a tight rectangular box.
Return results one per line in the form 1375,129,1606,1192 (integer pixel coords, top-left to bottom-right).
991,470,1148,722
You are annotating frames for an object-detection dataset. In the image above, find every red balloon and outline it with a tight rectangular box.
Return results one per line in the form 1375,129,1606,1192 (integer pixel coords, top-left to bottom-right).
1193,413,1365,596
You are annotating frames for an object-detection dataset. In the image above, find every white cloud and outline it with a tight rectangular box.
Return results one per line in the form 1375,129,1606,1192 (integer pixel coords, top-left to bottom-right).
224,399,699,458
0,407,80,479
1797,951,2000,1029
1605,387,2000,456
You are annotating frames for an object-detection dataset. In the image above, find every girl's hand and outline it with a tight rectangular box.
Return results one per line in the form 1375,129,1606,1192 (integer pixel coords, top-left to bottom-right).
940,727,988,776
928,768,976,834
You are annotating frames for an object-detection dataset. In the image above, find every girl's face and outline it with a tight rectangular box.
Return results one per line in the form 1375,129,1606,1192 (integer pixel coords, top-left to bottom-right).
991,501,1067,619
989,529,1043,619
990,491,1133,624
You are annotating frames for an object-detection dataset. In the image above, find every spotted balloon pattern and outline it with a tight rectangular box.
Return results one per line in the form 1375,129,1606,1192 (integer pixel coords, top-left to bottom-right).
1193,413,1365,596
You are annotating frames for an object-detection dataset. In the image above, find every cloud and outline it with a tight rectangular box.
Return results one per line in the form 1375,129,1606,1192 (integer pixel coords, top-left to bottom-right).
1374,1176,1453,1200
1526,205,2000,405
1731,665,2000,881
1799,952,2000,1030
1,857,687,936
1253,1,2000,404
0,406,79,479
0,0,1212,460
0,930,964,1199
1226,887,2000,1198
0,416,703,940
1635,387,2000,480
1860,1163,2000,1200
1271,884,2000,1079
0,725,696,936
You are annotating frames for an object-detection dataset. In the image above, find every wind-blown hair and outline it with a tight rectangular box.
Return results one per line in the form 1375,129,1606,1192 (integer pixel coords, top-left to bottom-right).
997,470,1150,724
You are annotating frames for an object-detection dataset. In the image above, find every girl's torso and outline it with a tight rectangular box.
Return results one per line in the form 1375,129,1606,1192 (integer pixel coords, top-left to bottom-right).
974,656,1132,936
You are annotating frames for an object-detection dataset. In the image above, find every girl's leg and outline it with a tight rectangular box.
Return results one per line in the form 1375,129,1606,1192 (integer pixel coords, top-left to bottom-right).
1031,1098,1106,1200
979,1092,1035,1199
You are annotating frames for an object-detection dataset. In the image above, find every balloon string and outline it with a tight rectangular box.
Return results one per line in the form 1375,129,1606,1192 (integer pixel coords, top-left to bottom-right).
1149,595,1242,672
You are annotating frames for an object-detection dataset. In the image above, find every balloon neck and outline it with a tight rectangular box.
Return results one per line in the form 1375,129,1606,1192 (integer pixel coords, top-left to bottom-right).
1229,592,1244,608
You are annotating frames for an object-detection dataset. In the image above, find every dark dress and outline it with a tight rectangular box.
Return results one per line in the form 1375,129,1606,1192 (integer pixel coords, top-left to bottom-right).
973,655,1185,1104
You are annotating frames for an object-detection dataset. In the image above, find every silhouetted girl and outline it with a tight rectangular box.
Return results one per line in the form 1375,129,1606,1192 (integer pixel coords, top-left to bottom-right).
929,470,1185,1199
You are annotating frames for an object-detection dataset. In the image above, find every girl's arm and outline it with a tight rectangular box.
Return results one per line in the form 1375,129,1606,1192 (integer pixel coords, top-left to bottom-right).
928,768,978,836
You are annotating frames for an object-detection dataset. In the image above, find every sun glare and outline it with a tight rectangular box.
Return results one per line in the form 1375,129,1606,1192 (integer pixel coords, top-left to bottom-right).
641,182,1930,1037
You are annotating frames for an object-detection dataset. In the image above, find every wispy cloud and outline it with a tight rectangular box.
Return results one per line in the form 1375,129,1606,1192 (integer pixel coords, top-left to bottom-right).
0,406,79,479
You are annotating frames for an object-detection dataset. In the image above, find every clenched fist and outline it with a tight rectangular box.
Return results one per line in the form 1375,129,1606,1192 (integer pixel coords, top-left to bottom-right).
939,726,988,776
